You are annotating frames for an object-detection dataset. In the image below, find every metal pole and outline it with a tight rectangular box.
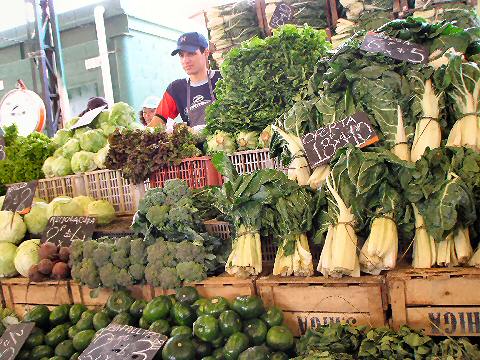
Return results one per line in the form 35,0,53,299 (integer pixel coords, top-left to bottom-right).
94,5,114,106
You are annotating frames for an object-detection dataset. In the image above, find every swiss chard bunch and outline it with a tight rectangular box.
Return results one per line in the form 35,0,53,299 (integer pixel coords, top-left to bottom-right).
105,124,201,183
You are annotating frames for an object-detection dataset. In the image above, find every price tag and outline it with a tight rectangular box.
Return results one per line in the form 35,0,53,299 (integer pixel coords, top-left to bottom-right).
360,32,429,64
41,216,97,246
269,3,293,29
79,323,167,360
302,112,379,168
0,323,35,360
0,136,6,161
2,181,37,214
70,105,107,130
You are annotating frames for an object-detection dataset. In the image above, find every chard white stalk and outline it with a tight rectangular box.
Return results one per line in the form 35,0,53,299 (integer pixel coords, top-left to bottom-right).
272,126,311,186
392,106,411,162
319,176,360,277
468,246,480,267
436,233,459,267
318,224,334,277
454,227,473,264
225,224,262,278
411,80,442,162
273,234,313,277
359,214,398,275
307,165,331,189
412,204,436,268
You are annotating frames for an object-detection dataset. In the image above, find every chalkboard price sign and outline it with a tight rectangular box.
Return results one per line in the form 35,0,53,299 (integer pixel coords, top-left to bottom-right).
0,136,6,161
2,181,37,214
269,3,294,29
79,323,167,360
360,32,429,64
302,112,379,168
42,216,97,246
0,322,35,360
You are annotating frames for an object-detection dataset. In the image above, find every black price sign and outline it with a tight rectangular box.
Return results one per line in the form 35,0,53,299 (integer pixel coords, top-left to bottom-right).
2,181,37,214
79,324,167,360
0,136,6,161
42,216,97,246
360,32,429,64
0,323,35,360
269,3,293,29
302,112,379,168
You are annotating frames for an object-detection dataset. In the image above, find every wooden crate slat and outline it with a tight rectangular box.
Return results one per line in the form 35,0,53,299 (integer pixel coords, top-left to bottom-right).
70,283,153,307
1,278,71,306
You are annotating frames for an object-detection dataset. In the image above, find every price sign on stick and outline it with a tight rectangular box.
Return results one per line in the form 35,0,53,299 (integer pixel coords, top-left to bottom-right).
302,112,379,168
360,32,429,64
0,323,35,360
269,3,294,29
42,216,97,246
2,181,37,214
79,324,167,360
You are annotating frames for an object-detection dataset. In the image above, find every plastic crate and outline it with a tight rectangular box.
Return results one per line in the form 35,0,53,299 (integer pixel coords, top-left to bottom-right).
228,148,287,176
8,175,86,202
148,156,223,190
204,220,232,240
83,169,139,215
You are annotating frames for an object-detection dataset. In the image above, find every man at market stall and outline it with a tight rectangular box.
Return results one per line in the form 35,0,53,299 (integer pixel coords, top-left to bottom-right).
148,32,221,131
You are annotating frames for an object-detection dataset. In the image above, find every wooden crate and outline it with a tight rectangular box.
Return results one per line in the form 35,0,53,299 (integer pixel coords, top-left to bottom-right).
256,275,387,336
1,278,72,317
70,282,154,309
154,274,256,300
387,267,480,336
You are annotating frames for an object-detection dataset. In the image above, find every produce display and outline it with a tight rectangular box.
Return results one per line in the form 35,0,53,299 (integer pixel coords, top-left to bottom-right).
42,102,142,178
264,0,330,31
205,25,331,134
0,125,56,194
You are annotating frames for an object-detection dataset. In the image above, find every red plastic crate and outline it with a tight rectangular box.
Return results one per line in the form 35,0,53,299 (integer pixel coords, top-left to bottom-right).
148,156,223,189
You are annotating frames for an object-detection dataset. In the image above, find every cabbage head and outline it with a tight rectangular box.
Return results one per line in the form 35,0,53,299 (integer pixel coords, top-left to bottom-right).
87,200,115,225
206,131,236,154
14,239,40,277
0,211,26,244
71,151,98,174
52,129,72,147
0,243,18,278
101,123,123,136
64,117,80,130
78,129,107,153
109,102,135,127
42,156,56,178
24,202,49,235
73,127,90,139
61,138,80,159
71,196,95,215
92,110,110,128
47,196,84,218
94,144,109,169
51,156,72,177
258,125,272,149
236,131,258,151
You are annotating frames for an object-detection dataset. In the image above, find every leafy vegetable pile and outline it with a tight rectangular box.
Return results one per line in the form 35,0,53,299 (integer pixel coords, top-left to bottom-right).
105,124,201,183
412,1,480,30
42,102,142,178
0,125,56,193
265,0,330,31
294,323,480,359
205,25,331,134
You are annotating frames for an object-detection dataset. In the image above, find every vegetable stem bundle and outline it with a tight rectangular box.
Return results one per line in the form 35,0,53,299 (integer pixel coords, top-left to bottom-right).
226,224,262,277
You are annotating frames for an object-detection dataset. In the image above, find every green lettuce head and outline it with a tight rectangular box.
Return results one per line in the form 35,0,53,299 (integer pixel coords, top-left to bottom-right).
0,211,26,244
51,156,72,177
24,202,49,235
109,102,135,127
87,200,115,225
14,239,40,277
61,138,81,159
47,196,84,218
71,195,95,215
78,129,107,153
236,131,258,151
64,117,80,130
206,131,236,154
52,129,73,147
42,156,56,178
71,151,98,174
0,243,18,278
94,144,109,169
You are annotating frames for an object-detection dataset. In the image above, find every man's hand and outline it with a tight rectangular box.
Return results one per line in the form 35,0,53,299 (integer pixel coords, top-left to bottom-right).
148,115,166,127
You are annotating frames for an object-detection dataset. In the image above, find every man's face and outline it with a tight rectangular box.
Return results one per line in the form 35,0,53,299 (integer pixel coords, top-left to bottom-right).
179,49,208,76
142,107,155,123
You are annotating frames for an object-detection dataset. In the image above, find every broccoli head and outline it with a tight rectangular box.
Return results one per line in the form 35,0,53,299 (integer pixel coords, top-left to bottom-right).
139,188,166,214
116,268,134,288
163,180,191,204
147,240,172,264
111,250,130,269
146,205,170,229
175,241,206,263
129,238,146,264
71,263,81,282
82,241,98,259
145,263,161,287
128,263,145,281
93,242,113,267
79,258,100,288
70,240,84,262
159,267,181,289
176,262,207,283
114,236,131,256
99,263,120,288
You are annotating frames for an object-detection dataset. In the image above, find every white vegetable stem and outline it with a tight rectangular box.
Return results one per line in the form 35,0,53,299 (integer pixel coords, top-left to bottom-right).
359,214,398,275
412,204,436,268
225,224,262,278
436,233,459,267
392,106,411,162
318,176,360,277
272,126,311,186
307,165,331,189
411,80,442,162
273,234,314,277
453,227,473,264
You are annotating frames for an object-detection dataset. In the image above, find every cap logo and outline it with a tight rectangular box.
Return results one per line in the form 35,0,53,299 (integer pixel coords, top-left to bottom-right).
180,36,187,43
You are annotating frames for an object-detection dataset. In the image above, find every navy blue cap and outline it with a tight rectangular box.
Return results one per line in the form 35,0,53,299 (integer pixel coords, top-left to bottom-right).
171,32,209,56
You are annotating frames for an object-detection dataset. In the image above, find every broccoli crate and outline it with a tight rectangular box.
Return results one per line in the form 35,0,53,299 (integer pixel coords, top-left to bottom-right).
70,282,153,309
256,275,387,336
147,156,223,190
154,274,256,300
387,267,480,336
1,277,72,317
83,169,140,215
